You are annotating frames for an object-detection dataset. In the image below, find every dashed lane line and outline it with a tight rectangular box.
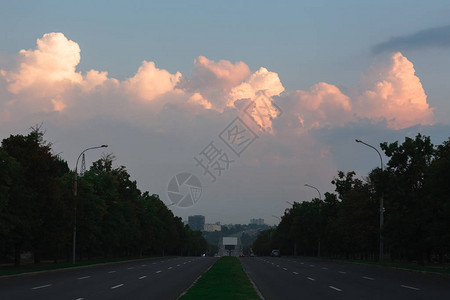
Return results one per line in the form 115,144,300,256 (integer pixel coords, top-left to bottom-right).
156,270,162,274
111,284,124,289
329,286,342,292
78,276,91,280
31,284,52,290
338,271,346,274
307,277,315,281
362,276,375,280
401,285,420,291
293,271,299,275
139,276,147,280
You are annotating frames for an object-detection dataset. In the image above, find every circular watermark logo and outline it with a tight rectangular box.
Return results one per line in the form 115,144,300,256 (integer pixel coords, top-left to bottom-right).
167,172,202,208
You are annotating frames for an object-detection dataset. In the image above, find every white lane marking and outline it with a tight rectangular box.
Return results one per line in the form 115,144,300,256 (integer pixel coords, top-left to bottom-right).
142,264,147,267
139,276,147,280
276,265,280,267
32,284,52,290
363,276,375,280
283,267,288,271
339,271,346,274
75,298,84,300
78,276,91,280
321,267,328,270
127,267,134,270
111,284,124,289
293,271,299,275
168,267,173,269
177,264,181,267
156,270,162,273
309,265,315,267
401,285,420,291
329,286,342,292
307,277,315,281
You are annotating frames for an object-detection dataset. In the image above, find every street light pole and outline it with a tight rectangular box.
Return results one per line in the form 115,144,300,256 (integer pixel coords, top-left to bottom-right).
304,184,322,257
355,139,384,262
304,184,322,200
72,145,108,265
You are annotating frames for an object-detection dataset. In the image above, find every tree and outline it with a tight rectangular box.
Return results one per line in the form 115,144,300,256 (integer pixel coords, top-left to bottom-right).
1,127,70,264
380,134,435,263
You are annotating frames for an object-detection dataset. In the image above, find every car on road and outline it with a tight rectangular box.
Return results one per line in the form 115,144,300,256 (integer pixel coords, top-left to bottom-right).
270,249,281,257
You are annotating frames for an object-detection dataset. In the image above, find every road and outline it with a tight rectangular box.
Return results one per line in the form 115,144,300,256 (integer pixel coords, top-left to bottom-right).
240,256,450,300
0,256,216,300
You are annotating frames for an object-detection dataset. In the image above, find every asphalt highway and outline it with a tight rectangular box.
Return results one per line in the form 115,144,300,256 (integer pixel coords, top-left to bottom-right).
240,256,450,300
0,256,217,300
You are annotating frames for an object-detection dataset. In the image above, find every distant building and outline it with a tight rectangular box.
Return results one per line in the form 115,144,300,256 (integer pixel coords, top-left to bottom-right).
250,218,264,225
188,215,205,231
203,223,221,232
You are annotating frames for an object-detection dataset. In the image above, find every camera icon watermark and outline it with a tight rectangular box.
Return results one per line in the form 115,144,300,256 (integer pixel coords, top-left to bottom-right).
167,172,202,208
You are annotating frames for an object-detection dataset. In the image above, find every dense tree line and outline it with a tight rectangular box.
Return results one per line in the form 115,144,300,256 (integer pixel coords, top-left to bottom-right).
0,128,207,266
253,134,450,264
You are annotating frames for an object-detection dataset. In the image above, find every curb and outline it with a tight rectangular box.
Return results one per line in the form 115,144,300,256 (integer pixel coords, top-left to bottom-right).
176,257,218,299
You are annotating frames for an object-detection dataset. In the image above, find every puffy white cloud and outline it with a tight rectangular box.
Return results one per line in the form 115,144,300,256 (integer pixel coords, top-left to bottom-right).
229,67,285,105
286,82,352,129
2,32,82,96
178,56,250,111
123,61,181,101
278,52,434,131
184,56,250,90
356,52,434,129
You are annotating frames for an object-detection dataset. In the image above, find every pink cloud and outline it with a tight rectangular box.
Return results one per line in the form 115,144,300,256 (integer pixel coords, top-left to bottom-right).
0,33,435,134
356,52,434,129
177,56,251,111
123,61,181,101
187,56,250,89
288,82,352,129
2,32,82,98
279,52,434,131
229,67,285,106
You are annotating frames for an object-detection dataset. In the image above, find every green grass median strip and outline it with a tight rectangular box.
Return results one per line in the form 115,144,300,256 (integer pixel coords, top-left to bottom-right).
180,257,260,300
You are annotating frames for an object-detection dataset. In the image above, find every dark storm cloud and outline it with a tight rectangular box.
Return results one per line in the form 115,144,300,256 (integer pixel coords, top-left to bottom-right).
372,25,450,54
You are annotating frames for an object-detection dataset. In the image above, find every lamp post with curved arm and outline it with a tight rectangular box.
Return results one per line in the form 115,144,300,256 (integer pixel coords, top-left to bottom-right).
72,145,108,264
355,139,384,261
304,184,322,257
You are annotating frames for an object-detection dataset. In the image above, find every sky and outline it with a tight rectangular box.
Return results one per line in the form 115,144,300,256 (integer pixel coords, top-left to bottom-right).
1,0,449,225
